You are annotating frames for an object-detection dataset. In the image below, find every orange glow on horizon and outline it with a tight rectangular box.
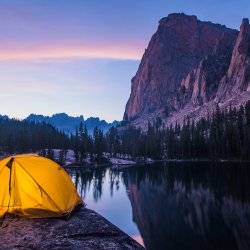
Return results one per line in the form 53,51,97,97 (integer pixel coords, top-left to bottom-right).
0,45,142,61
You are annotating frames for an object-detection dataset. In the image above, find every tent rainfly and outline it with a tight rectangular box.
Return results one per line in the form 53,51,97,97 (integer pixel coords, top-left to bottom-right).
0,154,82,218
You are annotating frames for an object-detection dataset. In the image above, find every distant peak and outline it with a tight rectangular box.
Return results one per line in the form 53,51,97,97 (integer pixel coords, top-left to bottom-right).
52,113,68,117
86,117,100,122
167,12,197,19
242,18,249,26
160,13,197,24
240,18,250,33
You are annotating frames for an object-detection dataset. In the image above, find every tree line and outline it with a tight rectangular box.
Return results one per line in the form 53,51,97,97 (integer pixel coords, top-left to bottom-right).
125,102,250,160
72,123,107,163
73,101,250,161
0,116,70,155
1,101,249,162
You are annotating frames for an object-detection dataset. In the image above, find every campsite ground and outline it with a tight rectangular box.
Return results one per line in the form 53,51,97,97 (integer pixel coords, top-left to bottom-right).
0,207,143,250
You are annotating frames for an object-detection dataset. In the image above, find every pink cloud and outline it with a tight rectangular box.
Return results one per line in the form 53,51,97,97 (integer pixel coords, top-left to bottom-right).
0,43,142,61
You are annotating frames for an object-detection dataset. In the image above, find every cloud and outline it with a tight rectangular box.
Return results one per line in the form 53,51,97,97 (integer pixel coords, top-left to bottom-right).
0,44,142,62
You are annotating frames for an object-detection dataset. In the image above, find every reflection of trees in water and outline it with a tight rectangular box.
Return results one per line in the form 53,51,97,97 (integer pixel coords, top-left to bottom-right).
123,162,250,202
70,168,106,202
69,167,122,202
108,169,121,197
92,170,106,202
122,162,250,250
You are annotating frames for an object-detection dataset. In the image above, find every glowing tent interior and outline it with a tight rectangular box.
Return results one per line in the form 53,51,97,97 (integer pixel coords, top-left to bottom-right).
0,154,82,218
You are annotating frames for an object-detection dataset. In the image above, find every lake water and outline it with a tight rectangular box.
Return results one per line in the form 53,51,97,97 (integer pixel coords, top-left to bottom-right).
69,162,250,250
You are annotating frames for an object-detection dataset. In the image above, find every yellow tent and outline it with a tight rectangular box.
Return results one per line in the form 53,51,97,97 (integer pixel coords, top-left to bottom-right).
0,154,82,218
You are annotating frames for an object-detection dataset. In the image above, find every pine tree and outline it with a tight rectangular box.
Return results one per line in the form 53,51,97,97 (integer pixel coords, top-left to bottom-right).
78,122,86,163
93,127,105,160
73,128,80,162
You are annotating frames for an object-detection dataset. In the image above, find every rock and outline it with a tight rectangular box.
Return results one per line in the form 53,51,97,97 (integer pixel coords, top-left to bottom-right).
216,18,250,100
109,157,136,166
0,207,144,250
124,13,250,128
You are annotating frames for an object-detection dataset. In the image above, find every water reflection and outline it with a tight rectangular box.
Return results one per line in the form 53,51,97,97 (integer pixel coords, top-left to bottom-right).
71,168,106,202
69,162,250,250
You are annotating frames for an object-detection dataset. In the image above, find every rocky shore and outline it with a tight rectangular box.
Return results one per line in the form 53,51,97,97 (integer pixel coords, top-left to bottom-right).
0,207,144,250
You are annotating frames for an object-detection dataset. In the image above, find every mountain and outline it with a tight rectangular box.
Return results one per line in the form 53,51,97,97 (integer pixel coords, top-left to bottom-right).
26,113,118,135
124,13,250,128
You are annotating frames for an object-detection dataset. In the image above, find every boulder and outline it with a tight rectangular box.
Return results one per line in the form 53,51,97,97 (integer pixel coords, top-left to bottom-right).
0,207,144,250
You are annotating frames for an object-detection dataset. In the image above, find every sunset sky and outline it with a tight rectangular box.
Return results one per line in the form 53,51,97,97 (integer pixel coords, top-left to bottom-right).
1,0,249,122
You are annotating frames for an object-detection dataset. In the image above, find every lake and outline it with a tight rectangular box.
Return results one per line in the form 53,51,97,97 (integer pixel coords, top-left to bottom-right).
69,162,250,250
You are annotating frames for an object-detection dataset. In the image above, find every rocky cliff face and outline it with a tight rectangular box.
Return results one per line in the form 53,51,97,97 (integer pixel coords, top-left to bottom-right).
216,18,250,100
124,13,250,127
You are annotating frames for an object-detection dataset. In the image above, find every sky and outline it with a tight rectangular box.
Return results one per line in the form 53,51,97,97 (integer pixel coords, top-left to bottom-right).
0,0,249,122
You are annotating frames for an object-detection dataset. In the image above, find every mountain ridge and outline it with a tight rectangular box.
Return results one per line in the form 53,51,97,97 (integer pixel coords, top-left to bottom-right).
124,13,250,128
25,113,119,135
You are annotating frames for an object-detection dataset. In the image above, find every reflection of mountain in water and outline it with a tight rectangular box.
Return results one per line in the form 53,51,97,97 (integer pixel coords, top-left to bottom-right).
122,163,250,250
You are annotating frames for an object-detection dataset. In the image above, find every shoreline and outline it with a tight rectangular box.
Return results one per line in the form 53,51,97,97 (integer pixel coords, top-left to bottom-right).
65,157,250,169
